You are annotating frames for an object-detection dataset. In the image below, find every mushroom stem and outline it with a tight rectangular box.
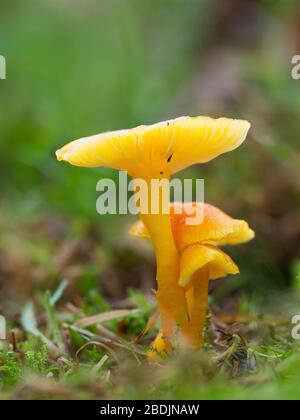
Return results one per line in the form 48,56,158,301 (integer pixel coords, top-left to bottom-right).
185,269,209,348
136,178,187,342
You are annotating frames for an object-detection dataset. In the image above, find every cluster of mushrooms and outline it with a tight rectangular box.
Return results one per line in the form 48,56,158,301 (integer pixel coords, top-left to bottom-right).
56,115,254,362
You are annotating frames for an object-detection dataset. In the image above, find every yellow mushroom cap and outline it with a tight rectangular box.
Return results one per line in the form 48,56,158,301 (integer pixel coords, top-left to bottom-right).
56,116,250,177
170,202,254,251
178,243,239,287
129,202,255,252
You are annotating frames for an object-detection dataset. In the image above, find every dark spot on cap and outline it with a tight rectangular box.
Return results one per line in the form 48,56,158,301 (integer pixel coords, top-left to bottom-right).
167,153,173,163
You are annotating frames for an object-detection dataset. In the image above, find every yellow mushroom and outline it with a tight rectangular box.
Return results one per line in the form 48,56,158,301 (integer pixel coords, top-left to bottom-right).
130,202,254,351
56,116,250,351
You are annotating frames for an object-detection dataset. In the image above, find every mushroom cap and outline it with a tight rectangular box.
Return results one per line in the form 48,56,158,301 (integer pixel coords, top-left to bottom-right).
129,202,255,252
130,202,254,286
179,243,239,286
56,116,250,177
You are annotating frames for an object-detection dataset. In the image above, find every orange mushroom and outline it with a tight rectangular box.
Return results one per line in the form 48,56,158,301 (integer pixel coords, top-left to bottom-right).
56,116,250,351
130,202,254,353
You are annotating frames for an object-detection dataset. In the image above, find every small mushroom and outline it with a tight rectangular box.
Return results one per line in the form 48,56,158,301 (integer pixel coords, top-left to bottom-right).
130,202,254,351
56,116,250,350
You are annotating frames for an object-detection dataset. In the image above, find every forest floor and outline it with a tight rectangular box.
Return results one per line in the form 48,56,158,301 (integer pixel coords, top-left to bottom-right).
0,279,300,400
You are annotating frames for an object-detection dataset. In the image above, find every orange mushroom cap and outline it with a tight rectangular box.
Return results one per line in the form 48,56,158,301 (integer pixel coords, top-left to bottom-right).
130,202,254,286
130,202,254,250
179,243,239,286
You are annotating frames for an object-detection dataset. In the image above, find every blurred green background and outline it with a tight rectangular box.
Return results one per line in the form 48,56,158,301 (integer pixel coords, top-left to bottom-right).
0,0,300,314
